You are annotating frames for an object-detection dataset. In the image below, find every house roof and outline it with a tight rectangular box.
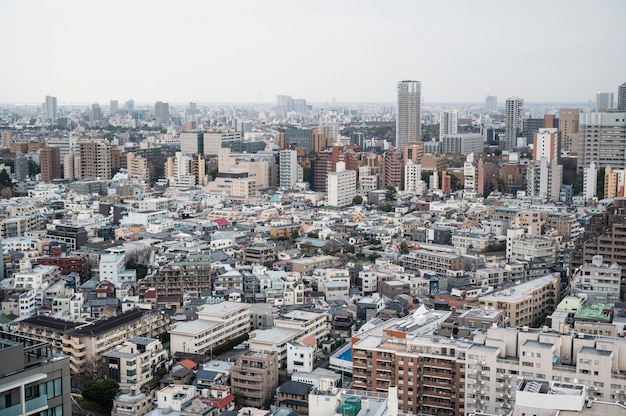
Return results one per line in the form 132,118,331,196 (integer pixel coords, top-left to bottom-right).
178,359,197,370
278,380,313,396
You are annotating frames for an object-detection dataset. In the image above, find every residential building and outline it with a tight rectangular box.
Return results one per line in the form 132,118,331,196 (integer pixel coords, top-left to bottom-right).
0,331,71,416
505,97,524,150
40,146,62,182
180,132,203,155
99,251,136,287
126,152,149,182
17,309,169,377
275,310,329,343
400,246,465,277
439,110,458,140
154,101,169,124
485,95,497,113
230,351,279,408
578,112,626,173
596,92,614,111
203,131,243,156
169,301,251,355
571,256,621,305
327,162,356,208
396,80,421,150
618,82,626,112
559,108,580,153
45,95,57,121
441,134,483,155
583,162,598,200
404,160,423,195
78,140,112,180
279,149,298,190
478,273,560,327
103,337,168,392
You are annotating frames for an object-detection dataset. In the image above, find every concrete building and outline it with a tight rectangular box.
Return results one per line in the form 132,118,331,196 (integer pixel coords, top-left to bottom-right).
596,92,614,111
618,82,626,112
230,351,279,408
154,101,169,124
583,161,598,200
169,301,250,355
103,337,167,392
126,152,149,182
439,110,458,140
0,331,71,416
505,97,524,150
40,146,62,182
99,251,136,287
275,309,329,344
478,273,560,327
571,255,621,305
279,149,298,190
17,309,169,377
396,80,421,150
180,132,203,155
559,108,580,154
578,112,626,173
203,131,243,156
78,140,112,180
45,95,57,121
404,160,423,195
327,162,356,208
441,134,484,155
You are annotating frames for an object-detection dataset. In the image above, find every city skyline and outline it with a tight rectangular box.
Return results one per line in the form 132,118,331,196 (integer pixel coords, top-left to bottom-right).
0,0,625,105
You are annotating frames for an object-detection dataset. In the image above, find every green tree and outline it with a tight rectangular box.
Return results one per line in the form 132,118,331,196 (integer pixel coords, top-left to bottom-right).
385,186,397,202
81,378,119,410
28,160,40,177
346,245,355,254
352,195,363,205
289,229,300,243
399,241,410,254
0,169,12,188
367,253,379,262
383,203,393,212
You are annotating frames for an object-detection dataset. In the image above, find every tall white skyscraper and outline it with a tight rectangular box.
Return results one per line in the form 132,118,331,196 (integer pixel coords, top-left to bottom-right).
45,95,57,121
583,162,598,200
439,110,458,140
596,92,614,111
505,97,524,150
396,80,421,150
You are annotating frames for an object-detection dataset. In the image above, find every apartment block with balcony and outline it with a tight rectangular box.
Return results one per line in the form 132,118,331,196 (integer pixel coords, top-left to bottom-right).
103,337,168,392
17,309,169,378
230,351,279,408
275,309,329,344
0,331,71,416
169,301,250,355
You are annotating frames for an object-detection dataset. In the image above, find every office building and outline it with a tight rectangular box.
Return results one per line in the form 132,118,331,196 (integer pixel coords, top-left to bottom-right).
596,92,614,111
533,128,559,161
319,122,340,144
583,162,598,200
441,133,484,155
403,141,424,163
604,166,625,199
504,97,524,150
396,80,421,150
110,99,118,115
327,162,356,208
618,82,626,112
1,131,12,148
558,108,580,153
203,131,242,156
45,95,57,121
180,132,203,155
578,112,626,172
279,149,299,190
154,101,169,124
439,110,458,140
14,152,28,181
40,146,62,182
91,103,102,125
485,95,497,113
0,331,71,416
526,157,563,200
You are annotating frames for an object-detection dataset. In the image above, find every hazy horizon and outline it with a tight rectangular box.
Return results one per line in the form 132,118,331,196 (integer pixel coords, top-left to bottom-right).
1,0,624,105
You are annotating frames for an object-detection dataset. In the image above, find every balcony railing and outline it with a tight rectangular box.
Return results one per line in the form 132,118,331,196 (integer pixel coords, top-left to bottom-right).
25,395,48,413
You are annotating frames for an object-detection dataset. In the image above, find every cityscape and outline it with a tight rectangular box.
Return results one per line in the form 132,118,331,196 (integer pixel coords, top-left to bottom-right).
2,2,626,416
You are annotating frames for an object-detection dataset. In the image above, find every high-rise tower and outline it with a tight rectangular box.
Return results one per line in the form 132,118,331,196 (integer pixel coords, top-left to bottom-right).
504,97,524,150
396,80,421,150
618,82,626,112
439,110,458,140
45,95,57,121
596,92,614,111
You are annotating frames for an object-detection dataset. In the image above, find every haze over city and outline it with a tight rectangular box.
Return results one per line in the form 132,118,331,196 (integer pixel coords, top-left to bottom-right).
1,0,625,104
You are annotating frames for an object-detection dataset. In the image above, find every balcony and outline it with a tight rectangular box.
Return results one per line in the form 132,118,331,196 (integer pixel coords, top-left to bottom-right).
25,395,48,413
0,404,21,416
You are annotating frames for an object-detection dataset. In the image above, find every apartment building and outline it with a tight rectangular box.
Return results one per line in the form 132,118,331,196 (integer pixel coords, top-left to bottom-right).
275,309,329,343
169,301,250,355
230,351,279,408
352,324,626,416
571,255,622,305
0,331,71,416
478,273,560,327
400,247,465,277
17,309,169,377
289,255,341,274
102,337,168,392
138,254,212,297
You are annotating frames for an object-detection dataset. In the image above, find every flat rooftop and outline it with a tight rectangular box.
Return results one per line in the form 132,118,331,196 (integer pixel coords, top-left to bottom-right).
250,327,302,344
170,319,219,335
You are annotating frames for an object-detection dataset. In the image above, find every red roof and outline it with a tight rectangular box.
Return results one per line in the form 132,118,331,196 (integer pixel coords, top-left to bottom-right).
205,393,234,409
178,359,197,370
214,218,230,227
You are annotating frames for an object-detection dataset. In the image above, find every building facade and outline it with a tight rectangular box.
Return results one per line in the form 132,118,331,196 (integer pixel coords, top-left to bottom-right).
396,80,421,150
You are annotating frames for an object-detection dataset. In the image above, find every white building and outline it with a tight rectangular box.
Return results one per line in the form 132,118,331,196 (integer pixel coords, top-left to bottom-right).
103,337,168,392
327,162,356,208
287,342,315,374
583,161,598,200
463,152,477,199
439,110,458,140
396,80,422,150
571,255,621,305
279,149,298,190
99,251,136,287
169,301,250,355
404,160,423,195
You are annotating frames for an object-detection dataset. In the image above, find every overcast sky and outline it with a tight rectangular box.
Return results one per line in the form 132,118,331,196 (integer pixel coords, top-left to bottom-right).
1,0,624,105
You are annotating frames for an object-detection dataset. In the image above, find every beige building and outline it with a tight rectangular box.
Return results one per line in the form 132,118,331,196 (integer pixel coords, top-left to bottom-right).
169,301,250,355
275,309,329,343
126,152,149,182
478,273,560,327
230,351,279,408
103,337,168,392
352,324,626,416
17,309,170,376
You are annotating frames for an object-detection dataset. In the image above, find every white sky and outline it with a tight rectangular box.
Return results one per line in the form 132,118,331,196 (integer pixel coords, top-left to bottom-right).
0,0,624,105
